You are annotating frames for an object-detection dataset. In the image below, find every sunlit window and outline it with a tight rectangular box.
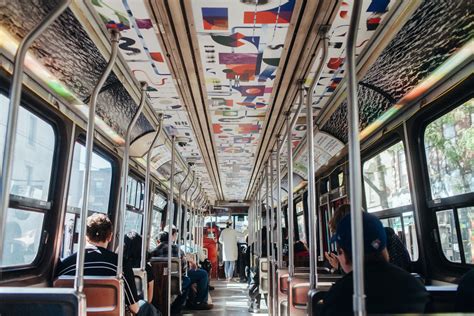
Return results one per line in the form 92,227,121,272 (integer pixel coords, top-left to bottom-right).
436,210,461,263
424,99,474,199
363,141,411,212
296,201,306,243
1,94,55,267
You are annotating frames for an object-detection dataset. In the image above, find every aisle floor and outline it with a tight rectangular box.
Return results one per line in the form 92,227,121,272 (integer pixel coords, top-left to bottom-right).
182,280,268,316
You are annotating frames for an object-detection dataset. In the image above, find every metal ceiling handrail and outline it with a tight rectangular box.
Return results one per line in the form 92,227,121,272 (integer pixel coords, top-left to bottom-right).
346,0,366,315
117,81,148,280
306,31,329,291
142,114,163,272
77,28,120,293
166,135,176,316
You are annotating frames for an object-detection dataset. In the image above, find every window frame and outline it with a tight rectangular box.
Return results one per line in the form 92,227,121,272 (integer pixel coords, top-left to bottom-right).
420,98,474,209
0,84,64,274
361,133,420,263
418,96,474,267
59,135,119,259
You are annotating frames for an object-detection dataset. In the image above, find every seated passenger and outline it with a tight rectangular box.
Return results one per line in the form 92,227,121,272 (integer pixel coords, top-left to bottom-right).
325,204,412,272
385,226,411,271
321,212,428,315
124,231,154,302
294,240,310,257
56,213,158,315
456,268,474,312
151,226,212,311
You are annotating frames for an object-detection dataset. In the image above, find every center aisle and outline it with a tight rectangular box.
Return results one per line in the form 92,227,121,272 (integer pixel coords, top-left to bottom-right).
182,280,268,316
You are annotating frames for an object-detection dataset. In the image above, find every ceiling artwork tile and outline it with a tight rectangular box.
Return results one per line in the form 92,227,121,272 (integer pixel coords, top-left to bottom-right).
291,0,395,157
191,0,297,200
91,0,216,200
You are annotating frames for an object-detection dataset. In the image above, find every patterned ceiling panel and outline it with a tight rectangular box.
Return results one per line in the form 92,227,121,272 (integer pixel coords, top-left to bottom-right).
322,0,472,143
91,0,217,200
289,0,395,151
190,0,297,200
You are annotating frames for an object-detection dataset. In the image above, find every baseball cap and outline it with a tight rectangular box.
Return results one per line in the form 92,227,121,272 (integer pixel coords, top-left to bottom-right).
330,212,386,254
164,224,178,233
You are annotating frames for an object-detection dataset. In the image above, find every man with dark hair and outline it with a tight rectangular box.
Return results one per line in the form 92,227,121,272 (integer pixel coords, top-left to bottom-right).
321,212,428,315
151,226,212,311
56,214,141,314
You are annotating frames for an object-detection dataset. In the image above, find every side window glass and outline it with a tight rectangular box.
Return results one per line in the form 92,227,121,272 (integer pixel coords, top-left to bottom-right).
363,141,411,212
380,212,419,261
61,142,113,258
0,94,55,201
67,142,113,213
424,99,473,199
436,210,461,263
0,94,55,267
296,201,306,243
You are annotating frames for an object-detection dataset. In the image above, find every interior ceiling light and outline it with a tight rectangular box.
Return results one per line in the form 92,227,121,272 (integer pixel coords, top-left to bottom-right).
0,27,124,145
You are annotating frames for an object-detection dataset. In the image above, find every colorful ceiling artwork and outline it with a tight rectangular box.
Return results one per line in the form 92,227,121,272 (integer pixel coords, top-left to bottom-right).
91,0,216,200
190,0,297,200
290,0,395,153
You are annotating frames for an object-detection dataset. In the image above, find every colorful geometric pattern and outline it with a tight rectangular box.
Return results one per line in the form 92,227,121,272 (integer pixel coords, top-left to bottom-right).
91,0,217,200
291,0,394,168
191,0,296,200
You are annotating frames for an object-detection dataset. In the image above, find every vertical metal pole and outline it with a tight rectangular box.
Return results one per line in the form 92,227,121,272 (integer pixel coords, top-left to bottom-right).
117,81,148,278
287,111,295,279
276,137,283,268
142,115,163,270
166,136,176,316
75,29,119,292
177,165,191,256
265,162,272,314
271,152,278,316
306,33,329,289
0,0,72,268
183,171,195,253
346,1,365,315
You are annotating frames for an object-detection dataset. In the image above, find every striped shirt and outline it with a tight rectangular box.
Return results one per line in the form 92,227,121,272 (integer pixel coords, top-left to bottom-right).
55,245,139,306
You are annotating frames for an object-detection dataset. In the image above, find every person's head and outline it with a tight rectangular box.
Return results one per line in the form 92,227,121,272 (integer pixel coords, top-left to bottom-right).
294,240,308,253
86,213,113,247
157,231,170,244
226,220,232,228
164,225,178,242
124,231,143,267
331,212,388,273
329,204,351,234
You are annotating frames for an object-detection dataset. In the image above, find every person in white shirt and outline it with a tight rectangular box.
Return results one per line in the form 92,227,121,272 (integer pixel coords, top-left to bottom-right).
219,220,242,281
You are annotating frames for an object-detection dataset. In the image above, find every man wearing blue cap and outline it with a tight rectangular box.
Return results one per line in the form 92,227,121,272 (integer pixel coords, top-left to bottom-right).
321,212,428,315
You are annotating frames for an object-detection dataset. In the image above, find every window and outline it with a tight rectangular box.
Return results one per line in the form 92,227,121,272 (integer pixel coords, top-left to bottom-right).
436,207,474,264
424,99,473,199
1,93,56,267
363,141,411,212
380,211,419,261
127,176,144,211
295,201,306,242
61,142,113,258
124,210,142,234
67,142,113,214
149,191,166,251
459,207,473,264
436,210,461,263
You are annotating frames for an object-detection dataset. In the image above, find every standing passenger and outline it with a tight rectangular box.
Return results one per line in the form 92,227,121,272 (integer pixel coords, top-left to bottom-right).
219,220,242,281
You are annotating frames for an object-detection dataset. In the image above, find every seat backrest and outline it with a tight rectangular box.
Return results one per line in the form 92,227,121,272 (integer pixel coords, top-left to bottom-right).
149,257,181,311
426,285,458,313
54,276,122,316
133,268,147,301
0,287,85,316
288,274,310,315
